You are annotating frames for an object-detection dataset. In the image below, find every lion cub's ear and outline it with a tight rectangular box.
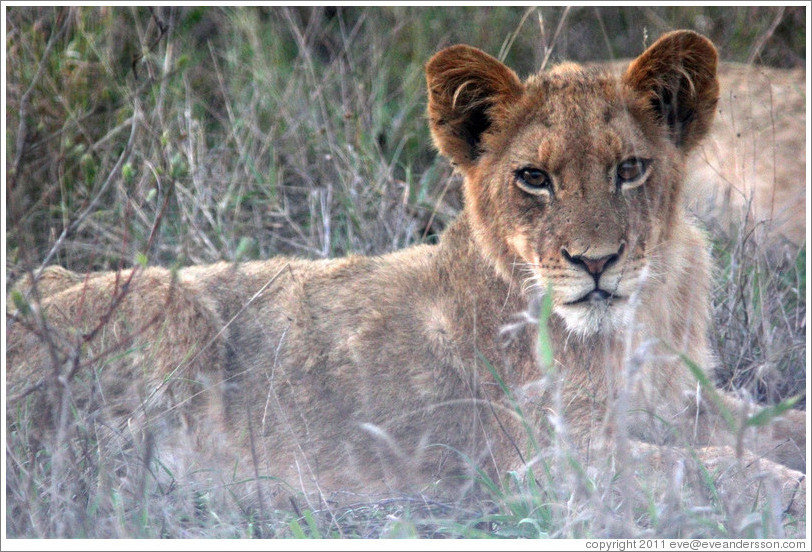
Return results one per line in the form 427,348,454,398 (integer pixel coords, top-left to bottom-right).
426,45,524,170
623,30,719,151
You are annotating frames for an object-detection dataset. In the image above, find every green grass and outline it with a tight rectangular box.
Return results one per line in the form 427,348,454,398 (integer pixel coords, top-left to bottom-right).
4,5,806,540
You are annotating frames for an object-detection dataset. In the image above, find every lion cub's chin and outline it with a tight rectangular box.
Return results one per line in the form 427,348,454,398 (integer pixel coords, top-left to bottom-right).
554,298,634,336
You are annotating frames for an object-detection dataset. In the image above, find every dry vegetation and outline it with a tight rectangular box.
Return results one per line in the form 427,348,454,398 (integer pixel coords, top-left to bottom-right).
4,6,807,540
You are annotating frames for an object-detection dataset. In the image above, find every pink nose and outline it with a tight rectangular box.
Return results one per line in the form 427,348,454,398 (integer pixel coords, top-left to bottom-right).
561,244,624,277
580,255,615,275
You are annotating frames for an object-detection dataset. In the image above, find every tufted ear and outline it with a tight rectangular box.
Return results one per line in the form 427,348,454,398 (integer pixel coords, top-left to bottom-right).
426,45,524,170
623,30,719,151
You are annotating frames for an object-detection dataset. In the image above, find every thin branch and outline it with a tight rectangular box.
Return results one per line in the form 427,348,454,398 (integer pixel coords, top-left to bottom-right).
36,103,141,276
747,7,785,65
540,6,572,72
11,8,71,186
498,7,537,63
131,7,169,80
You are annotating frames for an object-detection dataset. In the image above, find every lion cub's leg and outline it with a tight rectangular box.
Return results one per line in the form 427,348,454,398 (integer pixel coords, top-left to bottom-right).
713,393,807,473
765,407,807,472
633,442,805,533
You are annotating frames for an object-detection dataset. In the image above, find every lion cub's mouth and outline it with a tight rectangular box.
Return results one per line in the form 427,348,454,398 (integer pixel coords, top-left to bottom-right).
565,289,624,306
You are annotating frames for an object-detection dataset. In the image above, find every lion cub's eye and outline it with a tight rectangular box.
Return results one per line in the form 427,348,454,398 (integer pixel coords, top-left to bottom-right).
616,158,651,190
516,168,552,196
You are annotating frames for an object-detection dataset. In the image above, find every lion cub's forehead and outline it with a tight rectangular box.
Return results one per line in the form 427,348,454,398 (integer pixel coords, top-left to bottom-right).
512,67,644,169
524,64,626,123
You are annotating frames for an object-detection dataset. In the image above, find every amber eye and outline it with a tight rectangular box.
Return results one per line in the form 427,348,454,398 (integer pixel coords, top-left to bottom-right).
516,168,552,195
616,158,650,189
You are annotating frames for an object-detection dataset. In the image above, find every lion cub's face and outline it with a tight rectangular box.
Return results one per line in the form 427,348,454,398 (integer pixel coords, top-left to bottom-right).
426,31,719,335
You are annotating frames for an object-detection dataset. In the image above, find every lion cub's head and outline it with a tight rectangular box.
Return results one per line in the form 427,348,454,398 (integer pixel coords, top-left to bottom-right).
426,31,719,335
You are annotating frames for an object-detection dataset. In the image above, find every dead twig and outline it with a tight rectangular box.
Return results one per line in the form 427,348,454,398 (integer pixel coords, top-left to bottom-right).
36,102,141,277
746,7,785,65
10,7,71,188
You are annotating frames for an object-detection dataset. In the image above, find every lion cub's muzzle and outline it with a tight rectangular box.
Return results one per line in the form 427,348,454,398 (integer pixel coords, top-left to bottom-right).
561,243,625,304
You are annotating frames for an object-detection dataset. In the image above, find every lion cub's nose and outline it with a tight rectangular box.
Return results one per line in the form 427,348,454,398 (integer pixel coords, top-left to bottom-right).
561,244,624,277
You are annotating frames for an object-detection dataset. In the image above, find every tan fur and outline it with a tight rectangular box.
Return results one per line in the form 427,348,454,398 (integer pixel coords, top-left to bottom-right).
6,31,805,523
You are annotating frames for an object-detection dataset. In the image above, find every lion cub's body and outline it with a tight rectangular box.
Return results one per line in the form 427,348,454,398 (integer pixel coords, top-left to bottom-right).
6,31,805,525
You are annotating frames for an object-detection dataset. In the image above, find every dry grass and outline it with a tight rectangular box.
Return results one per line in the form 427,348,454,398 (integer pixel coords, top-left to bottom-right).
4,6,806,540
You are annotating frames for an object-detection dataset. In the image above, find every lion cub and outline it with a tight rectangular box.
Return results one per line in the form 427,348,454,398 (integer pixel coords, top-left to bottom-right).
6,31,806,529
